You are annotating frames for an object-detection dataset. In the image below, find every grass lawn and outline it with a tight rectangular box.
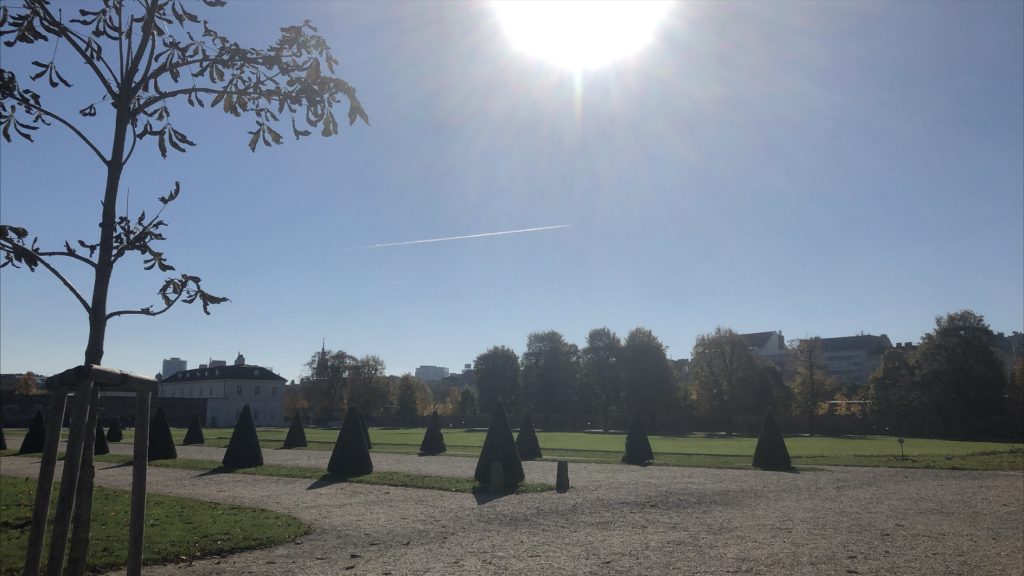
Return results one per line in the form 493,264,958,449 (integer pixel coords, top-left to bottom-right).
0,475,305,576
7,428,1022,471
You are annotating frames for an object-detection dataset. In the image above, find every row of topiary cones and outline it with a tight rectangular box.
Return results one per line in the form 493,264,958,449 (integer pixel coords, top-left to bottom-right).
3,403,793,483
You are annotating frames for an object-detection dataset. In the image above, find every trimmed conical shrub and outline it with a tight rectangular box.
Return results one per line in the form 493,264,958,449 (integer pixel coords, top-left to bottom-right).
515,412,542,461
282,412,307,449
18,410,46,455
183,413,205,445
0,426,7,451
94,420,110,455
622,412,654,465
419,410,447,455
474,401,525,487
148,407,177,461
752,411,793,471
358,409,372,449
106,418,123,442
327,406,373,477
222,405,264,468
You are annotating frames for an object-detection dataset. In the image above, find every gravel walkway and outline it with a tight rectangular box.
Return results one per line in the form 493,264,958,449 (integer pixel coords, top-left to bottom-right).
2,444,1022,575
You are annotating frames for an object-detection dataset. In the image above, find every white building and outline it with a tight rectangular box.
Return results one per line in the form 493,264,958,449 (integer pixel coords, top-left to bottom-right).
415,365,449,382
159,353,286,427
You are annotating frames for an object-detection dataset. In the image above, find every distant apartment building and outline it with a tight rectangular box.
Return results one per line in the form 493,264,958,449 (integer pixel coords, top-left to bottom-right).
159,352,285,427
161,357,187,379
415,365,450,382
820,334,893,389
739,331,788,364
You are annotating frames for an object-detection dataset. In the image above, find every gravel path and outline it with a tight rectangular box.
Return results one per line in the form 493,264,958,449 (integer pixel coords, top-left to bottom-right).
2,444,1022,576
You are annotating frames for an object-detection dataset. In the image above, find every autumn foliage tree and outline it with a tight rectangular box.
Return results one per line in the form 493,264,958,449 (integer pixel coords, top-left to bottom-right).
0,1,366,571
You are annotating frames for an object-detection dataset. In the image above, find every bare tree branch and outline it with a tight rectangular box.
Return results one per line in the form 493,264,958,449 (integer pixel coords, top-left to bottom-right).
30,0,120,101
7,93,109,164
37,250,97,269
106,289,182,320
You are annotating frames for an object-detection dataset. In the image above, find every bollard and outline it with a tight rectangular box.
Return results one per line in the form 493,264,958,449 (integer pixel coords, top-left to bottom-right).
489,462,505,495
556,460,570,493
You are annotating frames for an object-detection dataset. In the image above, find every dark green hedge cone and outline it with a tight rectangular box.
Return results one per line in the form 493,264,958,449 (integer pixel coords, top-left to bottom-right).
148,407,178,461
183,413,205,445
474,400,525,487
94,420,110,455
18,410,46,455
327,406,373,477
515,412,543,461
358,409,372,449
419,410,447,455
622,412,654,465
106,418,123,442
752,411,793,471
222,405,264,468
1,426,7,451
282,412,308,449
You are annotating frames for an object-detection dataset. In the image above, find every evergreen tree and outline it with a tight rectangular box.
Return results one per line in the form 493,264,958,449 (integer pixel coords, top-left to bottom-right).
474,400,525,487
183,413,205,445
18,410,46,454
622,411,654,465
515,412,543,460
282,412,308,449
327,406,373,477
752,411,792,471
94,420,110,456
419,410,447,455
358,408,372,449
1,426,7,451
222,405,264,468
148,407,177,461
106,418,123,442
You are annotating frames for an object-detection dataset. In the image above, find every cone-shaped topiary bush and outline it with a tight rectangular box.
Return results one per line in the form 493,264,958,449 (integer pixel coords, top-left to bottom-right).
419,410,447,455
474,400,525,487
752,411,793,471
358,409,372,449
18,410,46,455
106,418,123,442
327,406,373,477
515,412,543,461
222,405,264,468
94,420,110,455
0,426,7,451
148,407,178,461
622,411,654,465
183,413,205,445
282,412,308,449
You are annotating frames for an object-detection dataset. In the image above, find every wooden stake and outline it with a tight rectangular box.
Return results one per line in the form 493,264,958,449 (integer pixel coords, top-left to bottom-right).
45,378,94,575
22,391,68,576
126,390,151,576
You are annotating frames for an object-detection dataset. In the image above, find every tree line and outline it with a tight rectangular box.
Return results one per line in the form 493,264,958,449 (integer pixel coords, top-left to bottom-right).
287,310,1021,440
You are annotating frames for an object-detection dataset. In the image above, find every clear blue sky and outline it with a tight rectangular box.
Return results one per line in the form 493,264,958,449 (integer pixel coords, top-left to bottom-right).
1,1,1022,383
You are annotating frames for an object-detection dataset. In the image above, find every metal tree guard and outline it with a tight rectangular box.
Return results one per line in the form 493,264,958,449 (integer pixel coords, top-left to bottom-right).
23,365,158,576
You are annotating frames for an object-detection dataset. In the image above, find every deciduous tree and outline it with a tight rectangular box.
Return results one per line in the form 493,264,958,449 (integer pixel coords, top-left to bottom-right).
619,328,677,429
474,346,521,415
689,328,759,434
580,327,622,430
520,330,579,427
789,337,837,435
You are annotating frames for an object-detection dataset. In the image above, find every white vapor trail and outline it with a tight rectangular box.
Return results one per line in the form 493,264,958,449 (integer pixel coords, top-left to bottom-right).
368,224,572,248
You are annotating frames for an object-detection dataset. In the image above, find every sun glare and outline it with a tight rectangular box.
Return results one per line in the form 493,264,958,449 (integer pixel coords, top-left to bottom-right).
492,1,673,71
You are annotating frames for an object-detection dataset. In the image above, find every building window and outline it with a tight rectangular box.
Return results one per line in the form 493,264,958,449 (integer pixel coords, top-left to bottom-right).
271,386,277,396
237,385,243,396
255,386,261,396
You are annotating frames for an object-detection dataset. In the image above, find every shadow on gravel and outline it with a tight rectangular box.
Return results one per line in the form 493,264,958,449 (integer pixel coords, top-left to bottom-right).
307,474,346,490
99,461,132,470
195,466,237,477
471,487,508,505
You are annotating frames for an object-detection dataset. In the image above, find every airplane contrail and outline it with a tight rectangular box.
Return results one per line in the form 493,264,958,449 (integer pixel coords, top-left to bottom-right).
368,224,572,248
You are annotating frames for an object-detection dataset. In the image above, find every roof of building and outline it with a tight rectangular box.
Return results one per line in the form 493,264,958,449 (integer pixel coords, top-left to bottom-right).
740,331,778,349
161,364,285,383
820,334,892,355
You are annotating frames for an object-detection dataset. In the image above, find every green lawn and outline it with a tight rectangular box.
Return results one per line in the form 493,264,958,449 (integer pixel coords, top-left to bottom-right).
7,428,1023,471
0,475,306,576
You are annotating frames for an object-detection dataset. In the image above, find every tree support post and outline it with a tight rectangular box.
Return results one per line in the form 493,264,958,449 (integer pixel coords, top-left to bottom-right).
127,389,152,576
22,390,68,576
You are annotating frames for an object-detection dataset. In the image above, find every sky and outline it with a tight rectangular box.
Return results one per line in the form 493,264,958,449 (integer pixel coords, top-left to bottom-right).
1,1,1022,383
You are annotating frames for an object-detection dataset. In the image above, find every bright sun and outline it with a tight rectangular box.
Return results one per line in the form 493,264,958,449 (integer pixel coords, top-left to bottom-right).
492,1,673,71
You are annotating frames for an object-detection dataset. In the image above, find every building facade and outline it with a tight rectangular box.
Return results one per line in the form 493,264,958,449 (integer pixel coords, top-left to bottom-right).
159,354,285,427
739,331,788,364
161,357,187,380
415,365,450,382
820,334,893,389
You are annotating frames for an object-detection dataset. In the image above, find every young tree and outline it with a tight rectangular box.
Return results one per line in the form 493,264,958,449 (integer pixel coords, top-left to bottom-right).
1,1,366,566
789,337,837,435
473,346,521,415
520,330,579,427
580,327,622,431
915,310,1007,438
